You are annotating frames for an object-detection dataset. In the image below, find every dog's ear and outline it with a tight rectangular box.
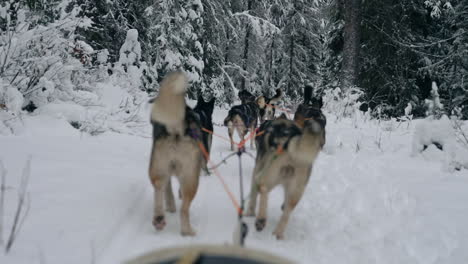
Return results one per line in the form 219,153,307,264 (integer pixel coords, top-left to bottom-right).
310,96,324,109
269,89,282,104
208,97,215,105
256,96,266,109
207,97,215,112
197,93,204,102
304,84,313,104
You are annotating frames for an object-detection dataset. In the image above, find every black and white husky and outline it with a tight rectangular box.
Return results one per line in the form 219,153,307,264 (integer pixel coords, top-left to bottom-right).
223,89,283,150
246,114,324,239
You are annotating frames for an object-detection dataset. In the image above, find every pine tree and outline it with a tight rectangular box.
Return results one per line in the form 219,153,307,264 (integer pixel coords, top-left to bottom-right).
145,0,204,98
279,0,321,102
341,0,361,89
68,0,150,63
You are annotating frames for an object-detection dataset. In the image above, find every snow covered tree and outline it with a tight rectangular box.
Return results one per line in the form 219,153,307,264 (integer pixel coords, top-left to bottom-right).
341,0,361,89
323,0,468,118
145,0,204,98
277,0,321,102
198,0,229,101
67,0,150,63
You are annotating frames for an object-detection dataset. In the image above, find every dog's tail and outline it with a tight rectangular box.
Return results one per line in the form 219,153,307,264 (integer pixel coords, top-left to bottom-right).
287,119,323,165
269,89,283,104
304,84,313,105
151,71,188,125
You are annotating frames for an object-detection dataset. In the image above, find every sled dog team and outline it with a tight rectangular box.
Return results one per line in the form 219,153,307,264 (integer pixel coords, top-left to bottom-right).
148,72,326,239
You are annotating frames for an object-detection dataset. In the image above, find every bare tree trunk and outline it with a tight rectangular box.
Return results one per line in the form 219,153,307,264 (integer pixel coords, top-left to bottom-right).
288,35,294,94
267,36,275,89
341,0,361,89
241,0,254,91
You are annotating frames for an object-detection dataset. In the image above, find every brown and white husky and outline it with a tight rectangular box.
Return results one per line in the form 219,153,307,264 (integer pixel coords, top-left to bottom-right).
148,71,204,236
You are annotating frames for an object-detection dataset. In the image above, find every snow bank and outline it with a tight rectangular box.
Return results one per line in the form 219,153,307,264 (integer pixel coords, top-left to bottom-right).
35,102,86,123
2,86,24,114
412,115,468,171
2,109,467,264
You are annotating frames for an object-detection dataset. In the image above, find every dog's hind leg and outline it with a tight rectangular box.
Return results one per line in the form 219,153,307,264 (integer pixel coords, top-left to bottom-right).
165,178,176,213
227,121,235,151
273,168,308,239
151,174,168,231
246,184,258,217
250,123,256,150
246,163,263,217
179,168,200,236
207,134,213,153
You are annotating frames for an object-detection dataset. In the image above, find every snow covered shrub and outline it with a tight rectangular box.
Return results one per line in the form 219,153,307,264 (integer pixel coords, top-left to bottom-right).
403,102,413,123
412,115,468,172
323,86,365,120
411,115,455,156
424,82,444,118
451,107,468,148
0,3,96,115
77,29,150,136
0,4,151,136
0,78,23,114
411,84,468,171
110,29,148,107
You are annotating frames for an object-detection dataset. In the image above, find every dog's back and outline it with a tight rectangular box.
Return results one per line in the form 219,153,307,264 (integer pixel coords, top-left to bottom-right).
224,102,259,128
255,116,322,169
255,115,301,160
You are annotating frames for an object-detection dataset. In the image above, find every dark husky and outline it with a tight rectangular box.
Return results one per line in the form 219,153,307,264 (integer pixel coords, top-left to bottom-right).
246,114,323,239
194,95,215,171
149,72,203,236
238,90,256,104
293,84,326,148
223,89,282,150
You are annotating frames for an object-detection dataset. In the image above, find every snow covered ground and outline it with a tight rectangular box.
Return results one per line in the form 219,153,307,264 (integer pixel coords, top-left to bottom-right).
1,108,468,264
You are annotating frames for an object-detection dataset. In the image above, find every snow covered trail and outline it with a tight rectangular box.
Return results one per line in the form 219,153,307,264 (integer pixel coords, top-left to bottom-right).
1,111,468,264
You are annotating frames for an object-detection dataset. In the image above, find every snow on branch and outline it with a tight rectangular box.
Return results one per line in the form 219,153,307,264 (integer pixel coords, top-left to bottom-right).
232,11,281,37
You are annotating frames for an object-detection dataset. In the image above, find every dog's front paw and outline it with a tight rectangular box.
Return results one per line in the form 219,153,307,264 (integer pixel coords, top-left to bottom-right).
152,215,166,230
273,230,284,240
181,227,196,236
255,218,266,231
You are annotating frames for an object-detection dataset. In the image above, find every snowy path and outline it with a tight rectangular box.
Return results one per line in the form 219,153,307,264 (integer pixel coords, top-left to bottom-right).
1,112,468,263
